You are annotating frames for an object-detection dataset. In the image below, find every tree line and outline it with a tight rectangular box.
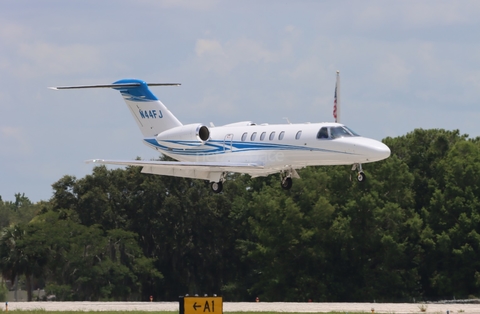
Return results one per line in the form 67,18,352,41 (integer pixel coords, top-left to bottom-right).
0,128,479,302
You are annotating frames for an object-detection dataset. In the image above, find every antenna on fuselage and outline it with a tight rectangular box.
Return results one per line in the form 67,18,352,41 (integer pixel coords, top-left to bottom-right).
333,70,340,123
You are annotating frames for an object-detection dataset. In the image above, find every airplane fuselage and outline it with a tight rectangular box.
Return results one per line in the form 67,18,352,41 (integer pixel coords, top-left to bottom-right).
144,121,390,177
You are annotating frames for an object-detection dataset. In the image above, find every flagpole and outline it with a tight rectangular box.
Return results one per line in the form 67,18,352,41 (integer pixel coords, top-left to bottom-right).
334,70,340,123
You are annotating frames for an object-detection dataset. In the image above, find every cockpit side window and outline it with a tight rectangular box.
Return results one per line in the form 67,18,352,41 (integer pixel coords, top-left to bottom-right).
317,127,329,139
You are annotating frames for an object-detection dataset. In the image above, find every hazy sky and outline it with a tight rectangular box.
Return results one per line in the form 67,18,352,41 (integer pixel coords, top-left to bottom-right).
2,0,480,203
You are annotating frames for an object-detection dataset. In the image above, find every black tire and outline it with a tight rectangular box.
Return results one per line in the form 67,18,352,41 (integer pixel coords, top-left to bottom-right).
211,181,223,193
281,177,293,190
357,172,366,183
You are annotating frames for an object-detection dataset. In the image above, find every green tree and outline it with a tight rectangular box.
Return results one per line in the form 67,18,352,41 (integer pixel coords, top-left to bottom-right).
383,129,467,213
0,223,47,301
0,280,7,302
423,140,480,297
0,193,39,229
0,200,11,230
245,169,336,301
36,129,480,301
48,163,261,300
37,210,161,301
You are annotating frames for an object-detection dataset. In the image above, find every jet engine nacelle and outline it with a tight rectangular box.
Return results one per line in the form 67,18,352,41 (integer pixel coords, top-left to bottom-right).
156,123,210,148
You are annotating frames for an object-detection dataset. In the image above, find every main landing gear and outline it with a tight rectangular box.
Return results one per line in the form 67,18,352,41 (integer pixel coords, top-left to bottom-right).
280,168,298,190
210,172,226,193
211,181,223,193
352,163,367,183
281,177,293,190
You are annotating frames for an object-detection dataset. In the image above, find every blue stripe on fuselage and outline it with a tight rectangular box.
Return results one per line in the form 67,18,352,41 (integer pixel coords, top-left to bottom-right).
143,138,354,156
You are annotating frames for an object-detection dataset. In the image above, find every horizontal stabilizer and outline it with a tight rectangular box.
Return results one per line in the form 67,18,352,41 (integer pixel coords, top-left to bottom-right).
49,83,180,90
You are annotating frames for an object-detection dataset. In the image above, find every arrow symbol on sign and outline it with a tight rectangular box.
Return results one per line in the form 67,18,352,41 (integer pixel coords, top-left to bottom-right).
193,302,201,311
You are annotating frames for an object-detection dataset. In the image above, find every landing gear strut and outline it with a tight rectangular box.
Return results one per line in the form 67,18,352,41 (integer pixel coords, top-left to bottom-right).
352,163,367,183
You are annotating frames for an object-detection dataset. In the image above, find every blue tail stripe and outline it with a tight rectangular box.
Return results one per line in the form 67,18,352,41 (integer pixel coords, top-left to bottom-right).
113,79,158,101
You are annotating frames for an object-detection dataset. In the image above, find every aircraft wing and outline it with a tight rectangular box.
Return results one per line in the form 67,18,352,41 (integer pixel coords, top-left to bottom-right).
86,159,266,182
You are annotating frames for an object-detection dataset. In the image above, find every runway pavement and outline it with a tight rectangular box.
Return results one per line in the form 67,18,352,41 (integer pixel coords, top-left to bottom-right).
2,301,480,313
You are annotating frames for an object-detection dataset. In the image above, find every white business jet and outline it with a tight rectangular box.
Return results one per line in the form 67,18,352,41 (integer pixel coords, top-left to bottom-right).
51,78,390,193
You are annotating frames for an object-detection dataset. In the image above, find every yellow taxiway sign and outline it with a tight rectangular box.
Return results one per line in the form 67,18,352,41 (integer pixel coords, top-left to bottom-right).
180,296,223,314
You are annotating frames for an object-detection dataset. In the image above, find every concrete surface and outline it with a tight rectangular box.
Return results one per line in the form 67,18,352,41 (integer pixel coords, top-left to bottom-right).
1,301,480,313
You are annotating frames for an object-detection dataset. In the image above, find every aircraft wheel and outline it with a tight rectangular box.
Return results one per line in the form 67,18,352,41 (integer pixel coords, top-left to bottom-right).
281,177,293,190
211,181,223,193
357,172,366,183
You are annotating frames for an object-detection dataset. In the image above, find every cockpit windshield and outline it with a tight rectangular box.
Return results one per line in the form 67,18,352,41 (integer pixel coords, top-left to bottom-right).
343,126,360,136
317,126,360,139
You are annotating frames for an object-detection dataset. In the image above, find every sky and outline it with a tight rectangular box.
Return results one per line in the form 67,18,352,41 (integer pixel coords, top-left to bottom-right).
1,0,480,203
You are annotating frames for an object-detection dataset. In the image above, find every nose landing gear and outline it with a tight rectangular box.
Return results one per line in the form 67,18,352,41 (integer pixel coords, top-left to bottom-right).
352,163,366,183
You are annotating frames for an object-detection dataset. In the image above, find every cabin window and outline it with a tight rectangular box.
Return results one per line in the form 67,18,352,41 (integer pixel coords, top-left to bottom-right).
317,127,329,139
278,131,285,140
269,132,276,140
251,132,257,141
241,132,248,141
260,132,266,141
295,130,302,139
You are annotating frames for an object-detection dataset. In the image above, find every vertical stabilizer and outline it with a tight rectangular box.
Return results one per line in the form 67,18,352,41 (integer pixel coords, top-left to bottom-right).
112,79,182,137
50,78,183,137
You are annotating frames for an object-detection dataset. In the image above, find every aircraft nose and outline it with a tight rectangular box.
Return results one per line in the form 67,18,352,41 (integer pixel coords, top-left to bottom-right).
370,141,391,161
341,137,391,162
